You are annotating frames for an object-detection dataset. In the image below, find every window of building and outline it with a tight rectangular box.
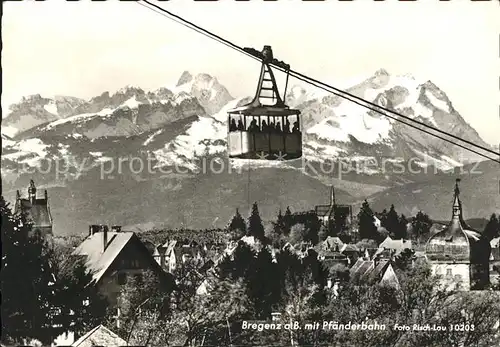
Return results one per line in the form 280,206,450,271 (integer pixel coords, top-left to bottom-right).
117,272,127,285
446,268,452,276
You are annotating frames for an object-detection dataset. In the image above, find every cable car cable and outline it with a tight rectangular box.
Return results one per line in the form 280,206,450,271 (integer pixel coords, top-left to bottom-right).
287,76,499,163
137,0,500,164
283,68,290,102
289,69,500,159
138,0,497,160
247,158,251,213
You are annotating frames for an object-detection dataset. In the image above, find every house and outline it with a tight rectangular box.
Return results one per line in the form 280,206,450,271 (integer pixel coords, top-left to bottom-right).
491,237,500,249
71,325,127,347
319,249,348,262
319,250,350,275
373,237,413,260
71,225,176,309
15,180,52,236
323,236,344,251
425,179,491,291
339,243,361,263
282,242,296,252
379,236,412,254
155,239,205,273
349,258,400,289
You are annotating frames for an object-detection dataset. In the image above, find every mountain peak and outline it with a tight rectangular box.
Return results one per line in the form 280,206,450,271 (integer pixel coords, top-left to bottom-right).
177,71,193,87
374,69,390,77
194,73,215,83
115,85,144,95
20,94,44,103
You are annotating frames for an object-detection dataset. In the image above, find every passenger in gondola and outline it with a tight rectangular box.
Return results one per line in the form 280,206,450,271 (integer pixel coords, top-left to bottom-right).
237,119,244,131
248,119,259,132
261,120,269,133
284,119,291,133
275,121,282,133
292,121,300,133
229,118,237,132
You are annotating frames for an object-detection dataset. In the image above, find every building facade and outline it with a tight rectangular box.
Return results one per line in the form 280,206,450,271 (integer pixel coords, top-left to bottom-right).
72,225,176,309
15,180,53,236
425,179,491,291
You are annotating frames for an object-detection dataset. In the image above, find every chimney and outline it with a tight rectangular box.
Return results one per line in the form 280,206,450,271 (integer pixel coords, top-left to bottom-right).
44,189,48,200
28,180,37,204
111,225,122,233
102,225,109,252
89,224,100,236
159,246,167,269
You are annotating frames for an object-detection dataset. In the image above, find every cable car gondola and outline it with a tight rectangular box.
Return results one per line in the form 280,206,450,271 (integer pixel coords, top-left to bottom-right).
227,46,302,161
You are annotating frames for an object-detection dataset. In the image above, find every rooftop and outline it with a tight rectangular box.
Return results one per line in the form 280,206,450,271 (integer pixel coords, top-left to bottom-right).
72,325,126,347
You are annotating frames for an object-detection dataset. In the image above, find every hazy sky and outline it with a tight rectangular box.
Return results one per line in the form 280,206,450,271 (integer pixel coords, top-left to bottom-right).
2,0,499,144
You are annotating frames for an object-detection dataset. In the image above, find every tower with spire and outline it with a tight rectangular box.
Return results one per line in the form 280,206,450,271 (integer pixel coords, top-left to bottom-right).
425,179,490,291
15,180,53,237
314,185,353,236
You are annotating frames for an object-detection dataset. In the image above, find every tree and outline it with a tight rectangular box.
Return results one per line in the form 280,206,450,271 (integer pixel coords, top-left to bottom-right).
379,209,388,227
392,262,500,347
1,197,59,345
411,211,433,245
53,255,110,338
328,263,350,282
272,250,329,347
266,209,288,247
265,224,284,249
122,265,252,347
273,209,286,235
357,200,377,241
483,213,499,241
384,205,400,239
397,214,409,240
394,248,415,270
332,207,351,235
247,248,281,319
318,225,329,242
247,202,265,240
283,206,293,236
218,241,256,281
228,208,246,240
116,269,172,345
287,211,322,245
289,223,306,245
355,238,378,250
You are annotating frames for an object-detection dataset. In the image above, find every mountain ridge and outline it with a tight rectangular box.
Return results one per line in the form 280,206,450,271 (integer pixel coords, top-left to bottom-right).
2,69,497,236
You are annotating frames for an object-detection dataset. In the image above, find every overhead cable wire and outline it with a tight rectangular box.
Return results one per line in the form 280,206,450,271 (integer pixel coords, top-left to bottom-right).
137,0,500,164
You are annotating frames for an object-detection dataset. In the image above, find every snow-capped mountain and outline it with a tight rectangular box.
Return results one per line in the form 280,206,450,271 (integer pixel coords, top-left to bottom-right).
2,69,497,235
170,71,234,115
297,69,492,170
3,69,492,176
2,94,88,136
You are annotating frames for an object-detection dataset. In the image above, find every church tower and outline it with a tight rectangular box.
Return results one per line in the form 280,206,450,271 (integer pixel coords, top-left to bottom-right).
28,179,37,204
15,180,53,236
314,185,353,236
425,179,490,291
